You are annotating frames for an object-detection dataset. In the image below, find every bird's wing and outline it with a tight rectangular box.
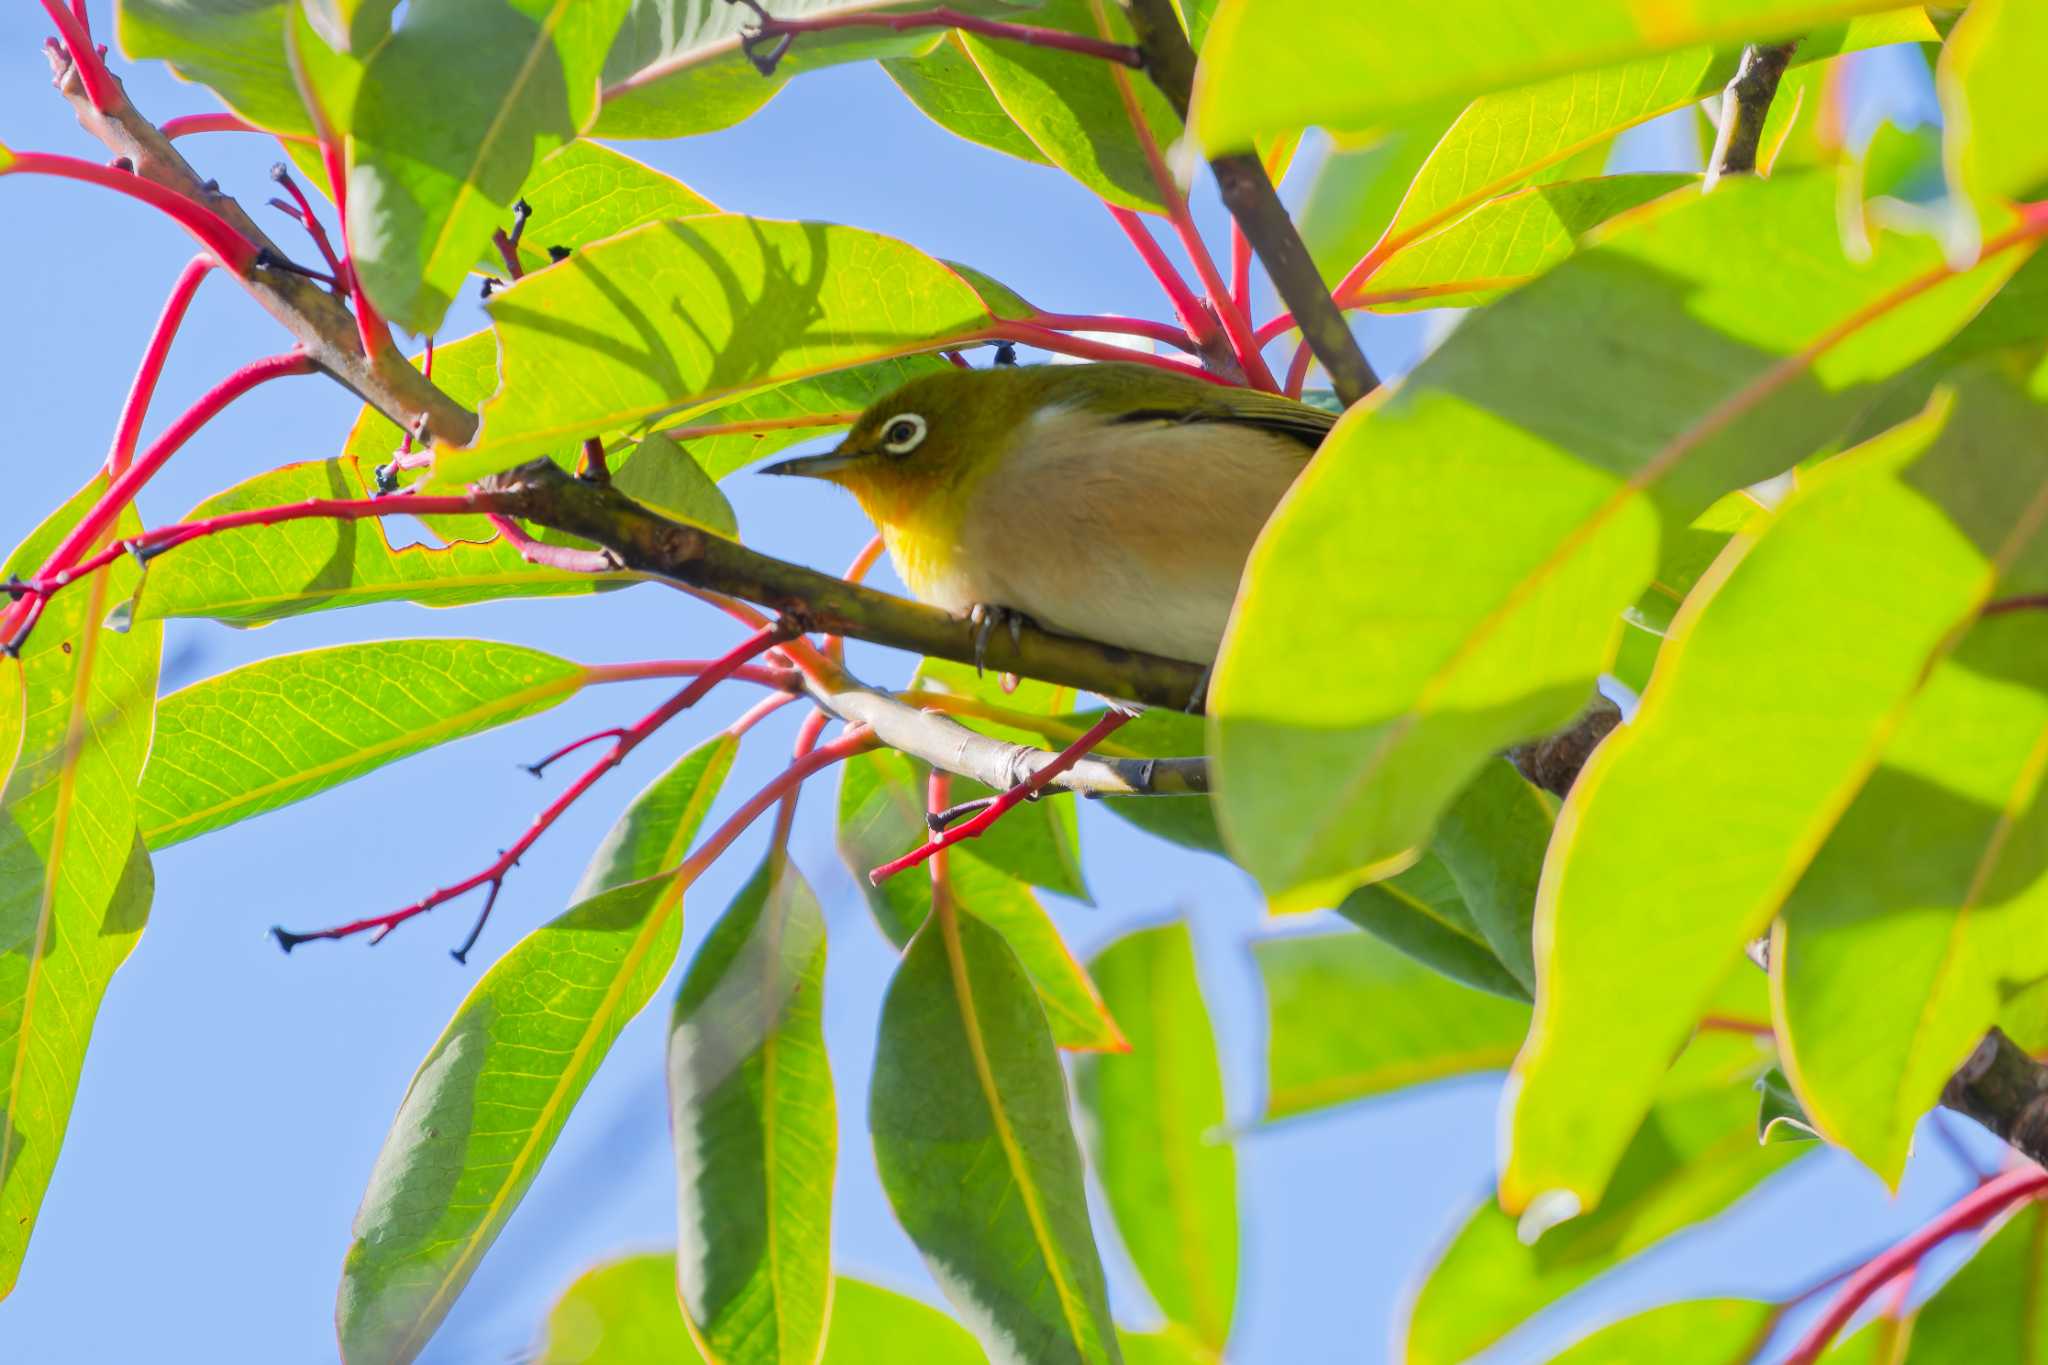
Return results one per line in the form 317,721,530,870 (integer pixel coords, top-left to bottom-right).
1108,389,1340,451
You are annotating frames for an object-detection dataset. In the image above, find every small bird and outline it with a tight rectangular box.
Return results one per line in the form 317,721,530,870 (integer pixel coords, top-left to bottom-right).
760,362,1337,665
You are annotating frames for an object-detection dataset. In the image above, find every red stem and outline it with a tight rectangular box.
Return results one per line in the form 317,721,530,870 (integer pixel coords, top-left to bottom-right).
316,137,389,358
927,769,955,910
273,625,795,957
727,689,803,739
270,163,345,284
1985,594,2048,617
162,112,301,141
1230,221,1252,318
2,150,259,273
772,707,834,846
869,709,1132,884
1025,310,1200,354
105,255,214,477
824,533,887,662
671,729,876,884
1283,337,1314,399
486,512,617,574
1158,192,1277,390
1106,205,1213,349
1782,1168,2048,1365
41,0,117,113
2,351,314,647
992,322,1228,384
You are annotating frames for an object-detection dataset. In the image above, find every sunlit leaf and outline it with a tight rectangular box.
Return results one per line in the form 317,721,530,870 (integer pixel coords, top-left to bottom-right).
1549,1299,1778,1364
1297,115,1460,288
1075,924,1236,1350
1213,173,2034,917
343,0,633,332
1257,932,1530,1121
129,459,632,625
1191,0,1919,154
871,909,1119,1365
501,139,718,274
338,736,733,1363
884,33,1055,167
440,217,1015,481
118,0,320,134
536,1252,706,1364
139,639,588,848
669,852,835,1365
0,477,160,1295
1941,0,2048,233
1403,1033,1798,1365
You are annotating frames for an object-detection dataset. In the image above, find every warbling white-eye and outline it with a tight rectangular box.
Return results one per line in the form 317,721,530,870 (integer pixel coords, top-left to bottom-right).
761,361,1337,665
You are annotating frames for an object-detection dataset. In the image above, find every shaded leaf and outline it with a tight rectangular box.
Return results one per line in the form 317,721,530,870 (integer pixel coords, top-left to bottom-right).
1403,1033,1799,1365
0,477,161,1294
118,0,317,134
1074,924,1236,1350
1900,1202,2048,1363
338,736,733,1364
871,910,1119,1365
1757,1067,1819,1146
669,852,835,1364
1257,932,1530,1121
820,1278,989,1365
611,431,737,536
139,639,589,848
1335,850,1527,1002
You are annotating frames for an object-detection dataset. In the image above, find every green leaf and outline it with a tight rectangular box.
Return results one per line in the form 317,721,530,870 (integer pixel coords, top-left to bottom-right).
1074,924,1236,1351
1257,932,1530,1121
1334,851,1528,1001
665,355,957,482
1297,117,1461,288
501,139,718,274
884,33,1055,168
117,0,317,134
129,459,632,625
871,910,1120,1365
343,0,633,332
536,1252,707,1364
821,1278,989,1365
1359,174,1693,313
1428,758,1553,993
836,747,1121,1050
1549,1300,1778,1364
1899,1203,2048,1363
339,736,733,1364
669,852,835,1364
1190,0,1919,154
1512,372,2048,1211
1756,1067,1819,1145
611,431,738,536
138,639,589,848
1093,710,1224,858
1211,173,2034,916
596,0,1038,139
1941,0,2048,233
954,0,1182,211
1403,1033,1800,1365
0,477,161,1295
441,216,1011,482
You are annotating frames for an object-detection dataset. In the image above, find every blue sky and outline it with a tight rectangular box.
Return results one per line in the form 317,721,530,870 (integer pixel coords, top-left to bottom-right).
0,13,1991,1363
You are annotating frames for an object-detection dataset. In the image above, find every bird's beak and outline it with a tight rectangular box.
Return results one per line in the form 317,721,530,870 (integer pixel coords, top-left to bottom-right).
759,449,863,480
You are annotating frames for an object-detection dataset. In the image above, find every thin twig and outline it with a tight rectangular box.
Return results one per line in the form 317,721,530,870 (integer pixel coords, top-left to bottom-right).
1705,40,1799,190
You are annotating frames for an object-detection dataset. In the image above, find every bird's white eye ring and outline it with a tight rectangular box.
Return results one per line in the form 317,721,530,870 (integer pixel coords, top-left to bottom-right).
880,413,927,455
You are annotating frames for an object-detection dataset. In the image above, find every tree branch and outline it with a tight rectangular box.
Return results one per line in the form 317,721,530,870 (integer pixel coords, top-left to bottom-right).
1118,0,1380,405
1942,1029,2048,1169
1705,40,1799,190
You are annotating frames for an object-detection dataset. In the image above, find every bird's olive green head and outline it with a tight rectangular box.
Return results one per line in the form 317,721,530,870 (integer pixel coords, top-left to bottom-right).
758,367,1014,516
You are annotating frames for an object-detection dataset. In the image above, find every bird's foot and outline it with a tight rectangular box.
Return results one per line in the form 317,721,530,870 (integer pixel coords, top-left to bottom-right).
967,602,1030,676
1182,664,1213,715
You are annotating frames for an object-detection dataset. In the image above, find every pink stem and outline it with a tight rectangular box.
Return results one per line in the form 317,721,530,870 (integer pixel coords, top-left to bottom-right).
824,533,887,662
772,706,835,845
1160,194,1277,390
486,512,616,574
1106,205,1213,349
2,351,314,648
315,137,389,358
670,729,876,884
726,689,803,739
1283,337,1314,398
869,709,1132,884
273,625,796,957
927,769,955,909
1985,594,2048,617
992,322,1227,383
42,0,116,113
1026,310,1200,354
270,162,345,283
1782,1168,2048,1365
1230,221,1252,317
105,255,215,477
2,150,258,272
162,112,303,141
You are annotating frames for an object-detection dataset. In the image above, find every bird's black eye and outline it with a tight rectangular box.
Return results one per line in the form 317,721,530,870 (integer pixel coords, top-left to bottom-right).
879,412,928,455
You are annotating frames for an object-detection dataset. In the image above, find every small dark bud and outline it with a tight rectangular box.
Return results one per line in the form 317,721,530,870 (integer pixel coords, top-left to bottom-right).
993,341,1019,367
200,178,220,194
547,245,571,263
268,162,290,183
480,276,502,299
373,462,401,495
270,926,306,954
109,155,133,174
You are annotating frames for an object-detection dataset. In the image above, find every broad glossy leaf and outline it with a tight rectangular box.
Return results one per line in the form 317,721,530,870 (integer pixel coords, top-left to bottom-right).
1212,173,2034,916
669,852,835,1365
837,747,1120,1050
1298,115,1461,288
440,216,1012,481
1900,1203,2048,1363
871,910,1119,1365
1941,0,2048,232
1074,925,1236,1350
130,459,632,625
1403,1033,1798,1365
1191,0,1916,154
502,139,718,274
955,0,1182,212
884,34,1054,167
0,478,160,1294
339,737,733,1363
596,0,1035,139
344,0,633,332
1550,1299,1777,1364
611,432,737,536
139,639,588,848
1359,175,1692,313
1366,16,1930,270
1512,373,2048,1211
1257,932,1530,1121
536,1252,707,1364
536,1261,982,1365
1336,849,1527,1001
117,0,316,133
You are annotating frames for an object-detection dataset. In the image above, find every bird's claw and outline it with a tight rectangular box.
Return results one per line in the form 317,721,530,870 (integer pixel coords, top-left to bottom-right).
968,603,1029,676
